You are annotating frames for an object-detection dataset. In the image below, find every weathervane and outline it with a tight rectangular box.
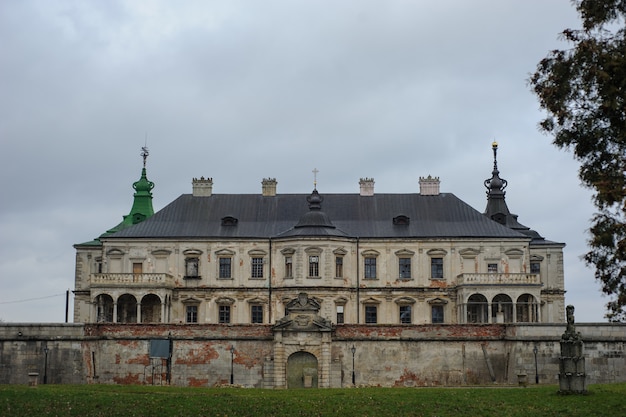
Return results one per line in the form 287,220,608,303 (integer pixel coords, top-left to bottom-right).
141,145,149,168
312,168,319,189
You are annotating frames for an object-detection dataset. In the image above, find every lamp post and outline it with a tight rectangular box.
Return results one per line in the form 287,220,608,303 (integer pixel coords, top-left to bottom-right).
43,346,49,384
533,345,539,384
350,345,356,385
230,346,235,385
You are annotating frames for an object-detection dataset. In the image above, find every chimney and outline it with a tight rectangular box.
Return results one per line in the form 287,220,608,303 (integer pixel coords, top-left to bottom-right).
359,178,375,196
262,178,277,196
419,175,440,196
192,177,213,197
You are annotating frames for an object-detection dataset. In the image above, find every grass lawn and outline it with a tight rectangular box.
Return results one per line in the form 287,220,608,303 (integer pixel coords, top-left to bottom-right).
1,383,625,416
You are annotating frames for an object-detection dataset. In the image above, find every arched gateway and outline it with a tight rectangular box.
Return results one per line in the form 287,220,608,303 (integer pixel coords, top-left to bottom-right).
287,351,318,388
273,293,334,388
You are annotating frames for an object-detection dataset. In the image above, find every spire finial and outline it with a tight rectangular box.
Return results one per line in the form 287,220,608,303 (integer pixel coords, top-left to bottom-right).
484,141,507,194
492,141,499,171
312,168,319,189
141,145,149,168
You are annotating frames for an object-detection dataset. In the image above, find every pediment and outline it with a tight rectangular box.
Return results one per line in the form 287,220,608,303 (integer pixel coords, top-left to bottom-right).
215,297,235,305
427,248,447,257
459,248,480,259
107,248,125,258
151,249,172,257
333,247,348,256
284,292,321,312
505,248,524,259
273,314,334,332
427,297,449,305
394,297,416,305
273,292,334,332
395,249,415,257
360,297,381,305
281,247,296,256
334,296,348,305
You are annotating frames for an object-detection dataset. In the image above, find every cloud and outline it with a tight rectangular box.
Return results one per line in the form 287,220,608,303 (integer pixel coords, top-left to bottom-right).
0,0,606,322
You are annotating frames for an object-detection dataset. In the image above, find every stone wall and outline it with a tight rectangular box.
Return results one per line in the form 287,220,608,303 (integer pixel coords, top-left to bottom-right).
0,324,85,385
0,323,623,387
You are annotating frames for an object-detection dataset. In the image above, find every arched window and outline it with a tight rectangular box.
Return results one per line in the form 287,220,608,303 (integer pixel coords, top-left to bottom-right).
467,294,488,323
492,294,513,323
516,294,538,323
117,294,138,323
94,294,114,322
141,294,162,323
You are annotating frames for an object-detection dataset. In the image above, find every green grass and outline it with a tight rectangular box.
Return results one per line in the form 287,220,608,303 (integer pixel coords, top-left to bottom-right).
1,383,625,417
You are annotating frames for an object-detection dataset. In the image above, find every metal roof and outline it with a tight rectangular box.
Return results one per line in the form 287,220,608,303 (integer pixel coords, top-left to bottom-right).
107,192,536,240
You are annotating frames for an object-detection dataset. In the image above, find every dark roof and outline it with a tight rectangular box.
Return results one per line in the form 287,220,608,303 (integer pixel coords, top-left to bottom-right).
107,192,536,240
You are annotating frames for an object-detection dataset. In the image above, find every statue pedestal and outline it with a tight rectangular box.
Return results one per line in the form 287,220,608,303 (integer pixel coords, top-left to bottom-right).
558,306,586,395
558,339,586,394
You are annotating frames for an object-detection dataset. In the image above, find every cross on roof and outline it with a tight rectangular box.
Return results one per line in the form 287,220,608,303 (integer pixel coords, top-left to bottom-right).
312,168,319,188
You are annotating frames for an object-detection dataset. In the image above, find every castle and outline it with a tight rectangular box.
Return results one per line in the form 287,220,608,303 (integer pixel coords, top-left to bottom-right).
72,143,565,328
74,143,565,324
4,144,624,389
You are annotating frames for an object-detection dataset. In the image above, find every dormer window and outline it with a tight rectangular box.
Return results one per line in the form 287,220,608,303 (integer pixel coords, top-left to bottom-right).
221,216,238,226
393,215,410,225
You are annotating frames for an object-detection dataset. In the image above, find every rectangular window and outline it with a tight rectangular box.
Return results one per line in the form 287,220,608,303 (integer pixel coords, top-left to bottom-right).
431,258,443,279
185,257,199,278
530,261,541,274
399,258,411,279
285,256,293,278
186,305,198,323
336,305,344,324
431,305,444,324
400,305,412,324
487,263,498,273
365,305,377,324
218,305,231,324
364,257,377,279
219,258,232,279
251,305,263,323
309,256,319,277
133,262,143,275
251,257,264,278
335,256,343,278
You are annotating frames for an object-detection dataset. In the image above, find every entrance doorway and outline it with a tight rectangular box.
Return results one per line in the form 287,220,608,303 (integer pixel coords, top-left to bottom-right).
287,352,318,388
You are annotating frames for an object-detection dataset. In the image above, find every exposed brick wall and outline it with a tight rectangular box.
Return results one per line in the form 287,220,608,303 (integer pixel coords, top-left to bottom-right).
0,323,624,387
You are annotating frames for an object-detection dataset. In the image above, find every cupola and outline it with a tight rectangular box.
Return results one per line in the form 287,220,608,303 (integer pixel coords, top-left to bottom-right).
482,142,541,239
122,146,155,226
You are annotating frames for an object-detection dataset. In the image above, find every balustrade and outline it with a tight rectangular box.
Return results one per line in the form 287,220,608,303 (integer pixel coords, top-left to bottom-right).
457,273,540,285
90,273,174,287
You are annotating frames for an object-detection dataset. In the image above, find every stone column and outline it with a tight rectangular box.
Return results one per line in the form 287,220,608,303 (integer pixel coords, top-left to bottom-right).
319,333,331,388
273,332,286,388
512,302,517,323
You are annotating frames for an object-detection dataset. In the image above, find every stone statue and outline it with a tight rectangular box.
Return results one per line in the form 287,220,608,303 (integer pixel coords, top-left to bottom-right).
563,305,582,341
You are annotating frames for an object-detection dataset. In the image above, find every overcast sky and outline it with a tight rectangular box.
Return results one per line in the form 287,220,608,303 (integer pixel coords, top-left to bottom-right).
0,0,609,323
